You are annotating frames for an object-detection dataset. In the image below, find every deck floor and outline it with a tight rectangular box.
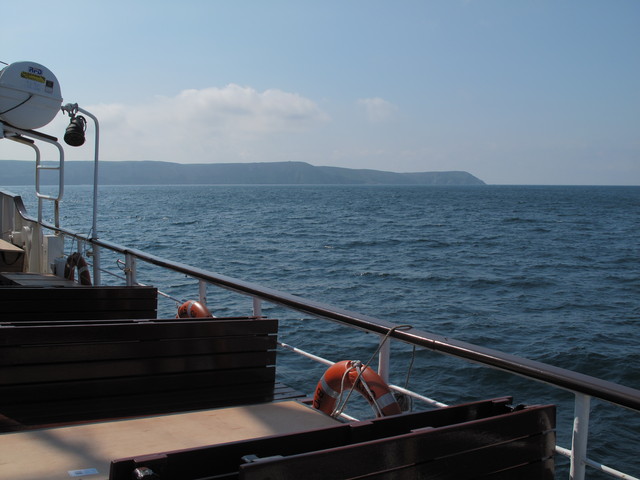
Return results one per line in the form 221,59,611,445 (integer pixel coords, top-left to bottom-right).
0,401,339,480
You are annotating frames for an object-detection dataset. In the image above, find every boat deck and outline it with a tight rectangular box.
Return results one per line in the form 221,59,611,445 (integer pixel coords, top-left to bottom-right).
0,400,339,480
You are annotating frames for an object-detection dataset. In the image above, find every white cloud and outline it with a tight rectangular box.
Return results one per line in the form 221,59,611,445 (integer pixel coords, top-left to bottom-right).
49,85,330,163
357,97,398,123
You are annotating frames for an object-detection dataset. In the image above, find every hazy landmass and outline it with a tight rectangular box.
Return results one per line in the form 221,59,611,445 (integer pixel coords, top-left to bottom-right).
1,160,485,185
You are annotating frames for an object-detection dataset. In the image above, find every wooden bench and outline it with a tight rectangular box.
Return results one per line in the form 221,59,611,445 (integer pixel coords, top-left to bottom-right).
110,397,556,480
0,316,279,432
0,281,158,321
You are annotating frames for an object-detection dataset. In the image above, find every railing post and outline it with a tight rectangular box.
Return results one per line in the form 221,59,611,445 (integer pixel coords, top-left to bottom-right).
125,253,136,286
198,279,207,305
378,335,390,382
253,297,262,317
92,245,101,285
570,393,591,480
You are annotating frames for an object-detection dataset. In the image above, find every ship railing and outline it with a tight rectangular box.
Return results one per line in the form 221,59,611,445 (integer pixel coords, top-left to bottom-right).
1,191,639,480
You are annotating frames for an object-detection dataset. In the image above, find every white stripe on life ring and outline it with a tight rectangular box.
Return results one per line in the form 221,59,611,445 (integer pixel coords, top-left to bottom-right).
375,392,398,410
320,375,340,399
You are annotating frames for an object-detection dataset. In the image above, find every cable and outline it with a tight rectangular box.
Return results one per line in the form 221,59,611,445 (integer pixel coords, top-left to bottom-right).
0,94,33,116
331,324,413,418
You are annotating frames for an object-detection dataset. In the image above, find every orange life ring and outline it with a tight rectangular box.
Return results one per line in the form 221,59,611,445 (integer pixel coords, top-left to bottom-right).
313,360,401,417
64,252,92,285
176,300,213,318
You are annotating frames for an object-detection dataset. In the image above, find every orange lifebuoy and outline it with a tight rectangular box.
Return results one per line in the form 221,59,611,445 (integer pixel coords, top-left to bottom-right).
176,300,213,318
313,360,401,417
64,252,92,285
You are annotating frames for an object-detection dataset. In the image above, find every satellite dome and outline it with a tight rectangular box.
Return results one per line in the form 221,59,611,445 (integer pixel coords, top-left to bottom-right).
0,61,63,130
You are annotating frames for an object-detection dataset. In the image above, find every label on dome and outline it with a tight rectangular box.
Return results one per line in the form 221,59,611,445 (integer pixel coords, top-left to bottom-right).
20,71,46,84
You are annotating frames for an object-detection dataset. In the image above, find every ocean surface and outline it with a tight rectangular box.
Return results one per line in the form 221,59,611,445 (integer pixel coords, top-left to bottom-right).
11,184,640,478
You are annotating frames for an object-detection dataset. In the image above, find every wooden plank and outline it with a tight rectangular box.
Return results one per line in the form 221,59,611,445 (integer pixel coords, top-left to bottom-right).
0,285,158,321
0,318,277,344
1,378,279,428
479,457,555,480
350,450,555,480
0,285,156,298
0,366,276,402
346,397,513,443
0,315,265,328
0,350,277,385
1,335,277,365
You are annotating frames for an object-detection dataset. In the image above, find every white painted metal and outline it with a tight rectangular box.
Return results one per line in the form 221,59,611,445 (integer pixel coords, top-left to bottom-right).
125,253,137,286
570,393,591,480
253,297,262,317
377,336,390,383
583,457,639,480
278,341,334,367
75,106,101,285
199,279,207,305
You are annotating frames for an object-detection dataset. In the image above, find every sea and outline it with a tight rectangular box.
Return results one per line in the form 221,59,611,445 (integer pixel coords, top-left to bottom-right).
10,184,640,478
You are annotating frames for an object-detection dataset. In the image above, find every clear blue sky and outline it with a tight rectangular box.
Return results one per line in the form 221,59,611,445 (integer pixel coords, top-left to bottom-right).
2,0,639,185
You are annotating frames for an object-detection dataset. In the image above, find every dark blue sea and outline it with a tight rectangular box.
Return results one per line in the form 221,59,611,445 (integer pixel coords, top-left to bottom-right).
13,184,640,478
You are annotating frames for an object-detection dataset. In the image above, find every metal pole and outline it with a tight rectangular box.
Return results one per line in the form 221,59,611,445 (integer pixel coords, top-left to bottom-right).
125,253,137,286
253,297,262,317
199,279,207,305
76,106,101,285
570,393,591,480
378,335,391,382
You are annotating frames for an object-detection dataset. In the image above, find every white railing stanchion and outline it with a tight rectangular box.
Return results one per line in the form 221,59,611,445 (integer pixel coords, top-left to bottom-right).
378,335,391,383
253,297,262,317
199,279,207,306
125,253,136,286
570,393,591,480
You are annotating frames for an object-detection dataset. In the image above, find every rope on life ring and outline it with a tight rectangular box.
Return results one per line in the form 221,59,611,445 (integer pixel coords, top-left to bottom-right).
64,252,92,285
313,360,401,418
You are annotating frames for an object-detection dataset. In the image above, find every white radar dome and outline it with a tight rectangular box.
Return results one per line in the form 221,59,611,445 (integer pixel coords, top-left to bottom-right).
0,61,62,130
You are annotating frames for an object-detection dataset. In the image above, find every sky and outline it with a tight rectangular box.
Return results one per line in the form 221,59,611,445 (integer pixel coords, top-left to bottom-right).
1,0,639,185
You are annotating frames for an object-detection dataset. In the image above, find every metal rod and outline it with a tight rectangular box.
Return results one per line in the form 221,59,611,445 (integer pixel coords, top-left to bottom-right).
253,297,262,317
570,393,591,480
76,106,101,285
125,253,137,286
278,341,335,367
378,335,390,383
199,279,207,305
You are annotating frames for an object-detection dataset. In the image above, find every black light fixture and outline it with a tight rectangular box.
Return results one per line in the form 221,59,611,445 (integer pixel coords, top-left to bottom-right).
64,114,86,146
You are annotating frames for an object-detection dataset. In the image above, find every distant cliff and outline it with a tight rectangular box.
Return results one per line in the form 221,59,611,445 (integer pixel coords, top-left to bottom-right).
1,160,485,185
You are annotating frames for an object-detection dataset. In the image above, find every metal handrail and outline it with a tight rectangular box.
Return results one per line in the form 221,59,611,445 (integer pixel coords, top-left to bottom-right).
25,209,640,413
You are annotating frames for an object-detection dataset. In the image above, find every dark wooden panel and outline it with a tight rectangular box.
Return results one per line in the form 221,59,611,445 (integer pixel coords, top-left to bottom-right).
0,285,158,321
238,405,555,480
0,366,276,404
346,396,514,444
1,335,276,364
108,399,553,480
478,457,555,480
0,316,279,431
0,318,277,344
1,375,278,429
0,350,277,385
0,285,157,300
109,424,355,480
